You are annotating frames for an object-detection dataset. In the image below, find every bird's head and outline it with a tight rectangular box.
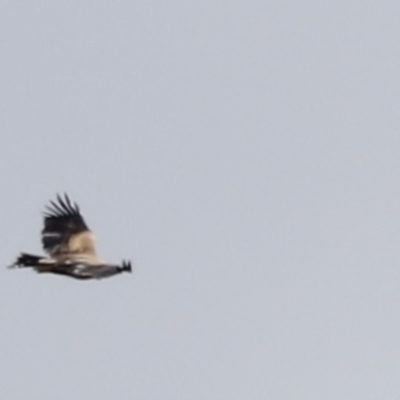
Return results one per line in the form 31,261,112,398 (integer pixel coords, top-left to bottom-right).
121,260,132,273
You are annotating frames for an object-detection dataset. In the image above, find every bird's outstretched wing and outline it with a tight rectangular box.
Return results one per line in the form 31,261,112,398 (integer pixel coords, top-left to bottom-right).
42,194,97,258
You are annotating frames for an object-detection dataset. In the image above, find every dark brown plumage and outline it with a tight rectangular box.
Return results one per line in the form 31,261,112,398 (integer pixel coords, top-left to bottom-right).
10,194,132,280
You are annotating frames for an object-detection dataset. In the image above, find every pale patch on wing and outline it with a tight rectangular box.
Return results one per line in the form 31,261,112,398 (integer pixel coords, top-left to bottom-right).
41,194,98,258
57,252,104,266
67,231,97,255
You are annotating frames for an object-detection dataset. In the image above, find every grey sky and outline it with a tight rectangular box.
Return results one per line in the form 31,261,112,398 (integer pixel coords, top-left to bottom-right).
1,1,400,399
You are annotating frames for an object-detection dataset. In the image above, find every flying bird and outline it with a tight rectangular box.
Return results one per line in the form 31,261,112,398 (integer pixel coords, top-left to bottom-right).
10,194,132,280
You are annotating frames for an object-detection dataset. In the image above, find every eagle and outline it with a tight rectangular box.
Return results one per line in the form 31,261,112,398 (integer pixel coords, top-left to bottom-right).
10,194,132,280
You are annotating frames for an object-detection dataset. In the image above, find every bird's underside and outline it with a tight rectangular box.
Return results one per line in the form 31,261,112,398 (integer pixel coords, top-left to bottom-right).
12,253,132,280
10,194,132,280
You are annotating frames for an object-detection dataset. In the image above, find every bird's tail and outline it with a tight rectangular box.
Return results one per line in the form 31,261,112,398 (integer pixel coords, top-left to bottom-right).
9,253,52,269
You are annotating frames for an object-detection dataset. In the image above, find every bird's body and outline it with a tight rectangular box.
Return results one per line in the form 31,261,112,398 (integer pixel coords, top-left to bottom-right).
10,194,132,280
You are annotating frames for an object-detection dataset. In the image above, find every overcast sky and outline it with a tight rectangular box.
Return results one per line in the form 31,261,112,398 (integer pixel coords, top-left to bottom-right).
1,1,400,399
